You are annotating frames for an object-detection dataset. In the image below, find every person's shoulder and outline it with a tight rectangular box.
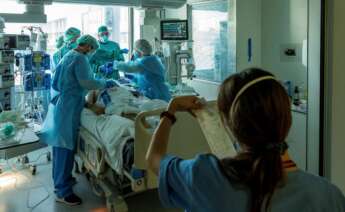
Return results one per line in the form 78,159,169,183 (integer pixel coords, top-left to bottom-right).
291,170,345,209
71,50,85,59
161,154,219,174
292,170,334,186
66,50,87,65
292,170,345,197
193,154,219,167
191,154,223,178
107,41,120,48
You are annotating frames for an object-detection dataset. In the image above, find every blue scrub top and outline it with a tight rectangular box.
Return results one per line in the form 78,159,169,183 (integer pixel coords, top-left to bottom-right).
42,50,106,150
89,40,124,79
159,154,345,212
117,55,171,102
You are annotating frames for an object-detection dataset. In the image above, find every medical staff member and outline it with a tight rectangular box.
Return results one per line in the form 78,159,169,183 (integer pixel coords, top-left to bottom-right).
52,27,81,68
115,39,171,102
50,35,65,71
89,25,127,79
146,68,345,212
55,35,64,49
42,35,117,206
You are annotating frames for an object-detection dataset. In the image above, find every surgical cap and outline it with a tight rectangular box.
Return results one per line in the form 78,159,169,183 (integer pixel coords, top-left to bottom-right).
77,35,99,50
98,25,109,33
55,35,64,49
64,27,81,42
135,39,153,55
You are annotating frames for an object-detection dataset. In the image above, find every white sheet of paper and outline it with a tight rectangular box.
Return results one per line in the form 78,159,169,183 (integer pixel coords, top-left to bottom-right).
194,104,236,159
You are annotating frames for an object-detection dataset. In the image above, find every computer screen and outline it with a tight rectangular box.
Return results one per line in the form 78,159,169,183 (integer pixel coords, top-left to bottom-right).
161,20,189,41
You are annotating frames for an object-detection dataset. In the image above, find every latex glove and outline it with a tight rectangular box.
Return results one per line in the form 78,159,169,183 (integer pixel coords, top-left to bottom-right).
120,48,129,54
105,80,118,88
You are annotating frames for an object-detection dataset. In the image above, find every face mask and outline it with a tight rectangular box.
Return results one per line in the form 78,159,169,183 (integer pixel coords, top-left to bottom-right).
100,35,109,43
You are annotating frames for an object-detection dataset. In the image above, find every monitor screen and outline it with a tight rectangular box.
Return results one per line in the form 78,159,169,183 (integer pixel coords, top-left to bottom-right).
161,20,189,41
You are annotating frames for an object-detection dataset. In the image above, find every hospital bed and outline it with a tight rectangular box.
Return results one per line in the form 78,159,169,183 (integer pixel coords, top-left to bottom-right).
75,104,212,212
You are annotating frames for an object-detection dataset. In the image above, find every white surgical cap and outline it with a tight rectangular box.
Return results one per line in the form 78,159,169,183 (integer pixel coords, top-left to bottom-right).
135,39,153,55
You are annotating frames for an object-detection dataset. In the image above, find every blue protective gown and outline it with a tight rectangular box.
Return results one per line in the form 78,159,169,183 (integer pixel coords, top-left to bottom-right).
117,55,171,102
89,40,124,79
42,50,106,150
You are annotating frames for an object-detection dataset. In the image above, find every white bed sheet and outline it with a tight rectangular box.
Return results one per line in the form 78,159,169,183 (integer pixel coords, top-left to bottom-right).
80,89,168,174
80,109,134,174
96,87,168,115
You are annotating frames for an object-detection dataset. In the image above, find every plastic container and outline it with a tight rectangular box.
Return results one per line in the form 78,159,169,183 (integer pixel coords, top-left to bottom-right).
0,122,15,139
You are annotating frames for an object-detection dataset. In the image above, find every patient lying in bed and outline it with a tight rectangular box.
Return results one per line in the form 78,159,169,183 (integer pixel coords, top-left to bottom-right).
81,87,168,174
85,90,106,115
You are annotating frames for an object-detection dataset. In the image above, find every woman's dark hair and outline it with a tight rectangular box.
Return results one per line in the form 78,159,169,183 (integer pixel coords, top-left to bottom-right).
217,68,292,212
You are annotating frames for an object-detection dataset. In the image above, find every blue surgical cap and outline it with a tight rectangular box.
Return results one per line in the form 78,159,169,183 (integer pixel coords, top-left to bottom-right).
77,35,99,50
98,25,108,33
64,27,81,42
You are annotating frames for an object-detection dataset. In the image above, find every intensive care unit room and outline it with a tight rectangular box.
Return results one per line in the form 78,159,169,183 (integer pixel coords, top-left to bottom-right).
0,0,345,212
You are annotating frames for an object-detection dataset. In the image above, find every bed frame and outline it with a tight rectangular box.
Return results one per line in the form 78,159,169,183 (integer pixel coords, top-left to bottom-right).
75,107,212,212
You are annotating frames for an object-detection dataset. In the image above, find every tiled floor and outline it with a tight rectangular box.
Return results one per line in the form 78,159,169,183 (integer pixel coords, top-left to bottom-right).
0,147,181,212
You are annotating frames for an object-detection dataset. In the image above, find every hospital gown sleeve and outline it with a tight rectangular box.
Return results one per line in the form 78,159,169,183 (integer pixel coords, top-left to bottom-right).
116,61,144,73
158,154,220,209
75,55,106,90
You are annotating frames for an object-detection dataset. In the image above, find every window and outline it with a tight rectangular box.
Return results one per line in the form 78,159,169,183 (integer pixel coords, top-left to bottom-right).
43,3,130,55
0,0,25,14
1,2,130,56
192,1,235,82
134,9,142,42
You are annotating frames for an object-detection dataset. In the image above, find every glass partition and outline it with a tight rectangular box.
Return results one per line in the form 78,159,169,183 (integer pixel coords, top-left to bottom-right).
191,1,235,82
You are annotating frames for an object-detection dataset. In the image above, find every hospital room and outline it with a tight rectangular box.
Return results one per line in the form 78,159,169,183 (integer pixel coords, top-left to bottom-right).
0,0,345,211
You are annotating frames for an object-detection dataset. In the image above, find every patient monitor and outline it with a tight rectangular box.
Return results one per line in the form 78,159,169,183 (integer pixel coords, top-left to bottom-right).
160,20,196,90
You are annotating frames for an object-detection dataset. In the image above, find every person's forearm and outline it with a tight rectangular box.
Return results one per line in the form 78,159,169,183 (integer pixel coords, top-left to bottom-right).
79,79,106,90
117,62,141,73
146,116,174,175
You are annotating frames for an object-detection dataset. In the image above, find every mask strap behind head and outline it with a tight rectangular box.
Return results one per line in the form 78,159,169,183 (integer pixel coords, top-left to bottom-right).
230,76,275,115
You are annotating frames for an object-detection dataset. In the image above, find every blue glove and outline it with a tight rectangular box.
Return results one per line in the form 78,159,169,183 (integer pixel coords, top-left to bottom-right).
120,48,129,54
105,80,118,88
100,62,114,75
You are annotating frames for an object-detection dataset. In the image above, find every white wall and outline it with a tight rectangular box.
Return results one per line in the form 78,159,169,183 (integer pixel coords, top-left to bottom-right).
325,0,345,192
164,5,187,19
261,0,308,88
288,112,307,169
236,0,262,71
